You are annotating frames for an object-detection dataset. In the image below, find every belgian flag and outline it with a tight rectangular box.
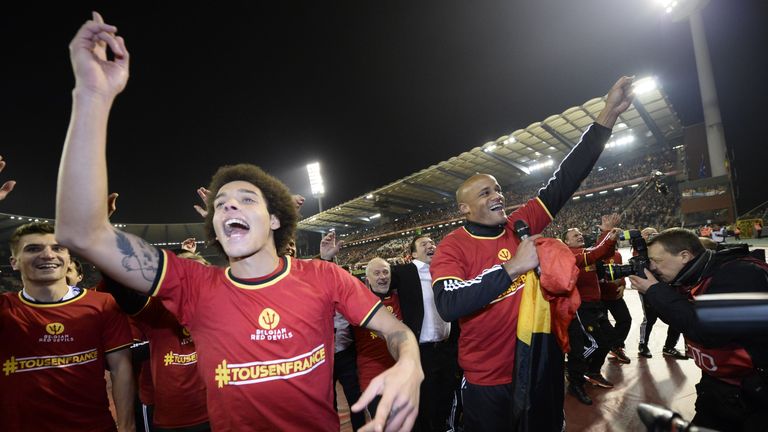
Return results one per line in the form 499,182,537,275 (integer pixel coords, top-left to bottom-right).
511,269,566,431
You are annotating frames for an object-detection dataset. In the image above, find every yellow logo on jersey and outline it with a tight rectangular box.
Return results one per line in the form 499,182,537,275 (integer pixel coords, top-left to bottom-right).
182,327,191,337
258,308,280,330
45,322,65,335
498,248,512,261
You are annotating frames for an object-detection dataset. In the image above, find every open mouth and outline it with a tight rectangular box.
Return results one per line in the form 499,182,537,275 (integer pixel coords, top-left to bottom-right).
489,202,504,212
426,250,435,257
223,218,251,237
35,263,61,270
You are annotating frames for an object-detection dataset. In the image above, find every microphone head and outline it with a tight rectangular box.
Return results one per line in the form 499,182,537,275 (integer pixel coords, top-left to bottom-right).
513,220,530,239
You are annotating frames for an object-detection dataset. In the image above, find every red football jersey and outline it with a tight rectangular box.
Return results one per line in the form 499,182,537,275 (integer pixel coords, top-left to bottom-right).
430,198,552,385
0,289,133,431
133,298,208,428
353,293,402,389
150,253,381,432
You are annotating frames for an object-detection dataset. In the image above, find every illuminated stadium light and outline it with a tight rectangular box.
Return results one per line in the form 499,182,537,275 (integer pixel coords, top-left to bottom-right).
586,193,594,197
306,162,325,196
630,184,640,188
483,143,498,153
369,213,381,220
366,194,373,199
614,187,624,191
529,159,554,171
599,190,608,195
502,136,516,145
632,77,657,95
572,196,581,200
605,134,635,149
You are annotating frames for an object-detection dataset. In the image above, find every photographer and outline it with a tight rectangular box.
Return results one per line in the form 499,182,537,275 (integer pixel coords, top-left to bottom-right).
629,228,768,431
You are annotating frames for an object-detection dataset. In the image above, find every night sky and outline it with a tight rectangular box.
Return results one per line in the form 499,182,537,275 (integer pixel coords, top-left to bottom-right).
1,1,766,224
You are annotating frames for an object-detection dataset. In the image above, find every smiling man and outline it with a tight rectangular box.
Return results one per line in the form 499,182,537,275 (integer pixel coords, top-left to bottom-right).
393,235,459,431
56,13,422,432
430,77,634,431
0,223,135,431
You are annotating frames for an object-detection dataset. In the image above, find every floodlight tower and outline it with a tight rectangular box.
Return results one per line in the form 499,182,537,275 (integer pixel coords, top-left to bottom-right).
306,162,325,213
658,0,727,177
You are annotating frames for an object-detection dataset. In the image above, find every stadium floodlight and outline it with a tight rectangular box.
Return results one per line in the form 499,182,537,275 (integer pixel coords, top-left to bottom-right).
529,159,554,171
632,77,657,95
306,162,325,212
483,142,498,153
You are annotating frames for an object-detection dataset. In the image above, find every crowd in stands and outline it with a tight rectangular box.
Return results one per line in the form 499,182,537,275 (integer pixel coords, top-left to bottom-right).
336,147,680,268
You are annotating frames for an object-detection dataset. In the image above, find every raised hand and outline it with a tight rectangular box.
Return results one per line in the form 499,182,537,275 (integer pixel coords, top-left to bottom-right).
193,187,211,218
319,231,344,261
0,155,16,201
598,213,621,232
597,76,635,128
107,192,119,218
69,12,130,99
293,194,305,211
181,238,197,254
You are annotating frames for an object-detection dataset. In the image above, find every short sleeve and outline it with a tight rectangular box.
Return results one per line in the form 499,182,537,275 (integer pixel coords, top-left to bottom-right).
100,293,134,353
149,250,214,328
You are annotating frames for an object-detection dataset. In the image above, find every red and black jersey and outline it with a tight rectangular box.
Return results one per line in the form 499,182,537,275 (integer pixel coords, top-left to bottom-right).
431,124,613,386
431,197,552,385
600,251,626,301
0,288,133,432
150,252,381,432
353,293,402,389
570,231,616,302
132,298,208,429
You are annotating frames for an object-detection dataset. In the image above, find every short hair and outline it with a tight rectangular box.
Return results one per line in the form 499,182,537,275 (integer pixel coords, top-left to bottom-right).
70,257,84,277
9,222,56,256
204,164,298,257
560,228,578,243
365,257,390,278
409,235,431,254
648,228,705,256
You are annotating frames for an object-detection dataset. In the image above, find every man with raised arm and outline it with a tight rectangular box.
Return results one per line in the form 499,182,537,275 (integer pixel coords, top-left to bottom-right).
56,13,422,432
430,76,634,431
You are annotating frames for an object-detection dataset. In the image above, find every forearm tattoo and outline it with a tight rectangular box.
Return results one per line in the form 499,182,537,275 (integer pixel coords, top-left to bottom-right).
115,230,160,282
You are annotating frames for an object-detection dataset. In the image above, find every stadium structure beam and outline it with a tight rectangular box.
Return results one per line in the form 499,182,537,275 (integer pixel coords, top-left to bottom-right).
482,152,531,175
380,193,425,207
632,100,668,147
403,181,454,199
541,124,576,149
437,167,469,180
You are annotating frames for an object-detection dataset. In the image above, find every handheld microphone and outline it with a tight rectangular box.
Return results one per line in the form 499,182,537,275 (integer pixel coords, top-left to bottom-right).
513,220,540,277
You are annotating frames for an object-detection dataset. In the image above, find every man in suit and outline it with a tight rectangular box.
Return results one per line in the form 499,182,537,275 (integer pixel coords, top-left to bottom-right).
393,235,459,431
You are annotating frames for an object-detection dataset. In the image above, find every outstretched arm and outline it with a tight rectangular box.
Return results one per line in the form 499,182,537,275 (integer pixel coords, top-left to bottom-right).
537,77,634,218
56,12,159,294
352,309,423,432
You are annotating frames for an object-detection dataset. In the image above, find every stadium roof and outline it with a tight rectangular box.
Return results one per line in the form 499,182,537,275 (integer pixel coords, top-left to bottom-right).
298,77,684,233
0,79,683,246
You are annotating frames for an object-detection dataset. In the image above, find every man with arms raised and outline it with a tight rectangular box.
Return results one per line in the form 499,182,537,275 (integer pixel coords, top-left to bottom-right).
57,13,422,432
430,77,634,431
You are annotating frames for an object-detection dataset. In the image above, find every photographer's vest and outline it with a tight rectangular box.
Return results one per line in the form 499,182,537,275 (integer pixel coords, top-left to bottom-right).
685,257,768,386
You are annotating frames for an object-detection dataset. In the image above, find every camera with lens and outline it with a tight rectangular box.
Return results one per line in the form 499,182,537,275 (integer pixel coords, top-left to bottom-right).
597,229,650,281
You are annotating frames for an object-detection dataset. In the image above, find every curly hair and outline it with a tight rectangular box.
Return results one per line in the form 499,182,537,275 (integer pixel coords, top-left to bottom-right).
9,222,56,256
204,164,298,257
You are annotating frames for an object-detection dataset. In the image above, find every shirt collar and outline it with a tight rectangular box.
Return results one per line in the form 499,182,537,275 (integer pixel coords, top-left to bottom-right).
412,259,429,271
